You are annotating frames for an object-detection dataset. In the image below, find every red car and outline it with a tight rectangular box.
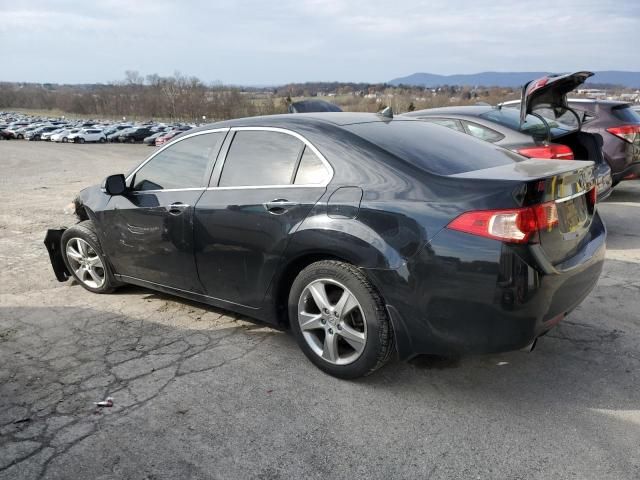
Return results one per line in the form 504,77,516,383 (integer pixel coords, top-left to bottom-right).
155,128,191,146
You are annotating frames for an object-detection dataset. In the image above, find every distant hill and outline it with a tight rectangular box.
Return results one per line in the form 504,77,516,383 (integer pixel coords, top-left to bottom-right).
389,71,640,88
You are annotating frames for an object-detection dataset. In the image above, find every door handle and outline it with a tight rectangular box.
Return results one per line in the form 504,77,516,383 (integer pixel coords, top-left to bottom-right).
264,199,298,215
167,202,190,215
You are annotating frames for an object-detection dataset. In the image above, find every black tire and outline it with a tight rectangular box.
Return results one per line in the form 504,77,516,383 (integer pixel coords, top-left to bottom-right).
288,260,393,379
17,134,23,139
62,137,68,143
79,138,86,144
99,137,106,143
61,221,118,294
129,137,136,143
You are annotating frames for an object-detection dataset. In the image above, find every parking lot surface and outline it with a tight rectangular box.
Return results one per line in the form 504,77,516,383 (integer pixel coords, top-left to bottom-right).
1,142,639,479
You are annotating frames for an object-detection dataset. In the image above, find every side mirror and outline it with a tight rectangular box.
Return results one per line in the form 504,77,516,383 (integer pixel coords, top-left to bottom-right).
103,174,127,195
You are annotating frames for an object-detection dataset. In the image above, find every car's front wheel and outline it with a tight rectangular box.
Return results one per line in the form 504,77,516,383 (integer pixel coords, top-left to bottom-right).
61,221,117,294
289,260,393,379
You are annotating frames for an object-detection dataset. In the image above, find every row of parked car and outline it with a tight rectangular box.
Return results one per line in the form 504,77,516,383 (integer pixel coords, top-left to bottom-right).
0,114,195,146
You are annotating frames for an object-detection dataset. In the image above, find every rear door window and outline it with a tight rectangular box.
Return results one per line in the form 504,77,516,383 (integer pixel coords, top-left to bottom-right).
219,130,303,187
461,121,504,142
294,147,330,185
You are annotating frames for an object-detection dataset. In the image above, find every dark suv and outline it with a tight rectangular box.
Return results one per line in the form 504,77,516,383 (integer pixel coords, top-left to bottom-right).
118,127,153,143
568,99,640,184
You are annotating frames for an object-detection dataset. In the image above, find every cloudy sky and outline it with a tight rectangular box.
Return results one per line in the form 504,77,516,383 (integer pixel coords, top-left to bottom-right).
2,0,639,85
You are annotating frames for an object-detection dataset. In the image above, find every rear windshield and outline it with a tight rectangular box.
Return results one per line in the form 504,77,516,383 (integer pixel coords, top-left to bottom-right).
480,108,574,138
612,106,640,123
345,120,523,176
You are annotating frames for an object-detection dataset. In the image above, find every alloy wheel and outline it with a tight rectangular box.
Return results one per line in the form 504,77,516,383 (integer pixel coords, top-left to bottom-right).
297,279,367,365
65,237,105,289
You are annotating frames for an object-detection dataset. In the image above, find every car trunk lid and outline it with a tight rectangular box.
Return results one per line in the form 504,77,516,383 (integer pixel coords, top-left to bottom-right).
450,159,597,265
519,71,594,126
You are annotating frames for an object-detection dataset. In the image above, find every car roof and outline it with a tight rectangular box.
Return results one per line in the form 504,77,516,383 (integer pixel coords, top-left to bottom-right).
404,106,494,117
191,112,414,133
567,98,632,107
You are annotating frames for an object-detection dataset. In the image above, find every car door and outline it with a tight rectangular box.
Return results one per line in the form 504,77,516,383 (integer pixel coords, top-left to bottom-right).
99,129,228,292
194,127,332,308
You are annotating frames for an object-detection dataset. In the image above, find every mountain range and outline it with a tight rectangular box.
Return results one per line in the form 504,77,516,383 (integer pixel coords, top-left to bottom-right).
388,71,640,88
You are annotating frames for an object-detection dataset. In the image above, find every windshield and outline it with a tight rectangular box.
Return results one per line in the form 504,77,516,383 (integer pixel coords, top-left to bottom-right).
481,107,576,139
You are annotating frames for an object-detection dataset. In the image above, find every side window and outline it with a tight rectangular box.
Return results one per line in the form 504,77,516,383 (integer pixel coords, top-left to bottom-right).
132,131,225,191
462,121,504,143
420,118,465,133
219,130,303,187
294,146,330,185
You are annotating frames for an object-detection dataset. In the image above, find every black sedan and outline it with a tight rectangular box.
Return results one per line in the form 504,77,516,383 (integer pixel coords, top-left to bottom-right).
44,113,605,378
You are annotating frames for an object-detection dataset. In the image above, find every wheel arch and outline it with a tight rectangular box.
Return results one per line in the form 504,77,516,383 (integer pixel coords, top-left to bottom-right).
272,250,350,329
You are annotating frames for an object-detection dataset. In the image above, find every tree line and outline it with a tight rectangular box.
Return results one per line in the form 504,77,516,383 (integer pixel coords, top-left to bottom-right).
0,71,522,121
0,71,287,122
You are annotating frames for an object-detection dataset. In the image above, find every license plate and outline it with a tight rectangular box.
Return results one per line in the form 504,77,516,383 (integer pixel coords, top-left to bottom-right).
558,196,588,233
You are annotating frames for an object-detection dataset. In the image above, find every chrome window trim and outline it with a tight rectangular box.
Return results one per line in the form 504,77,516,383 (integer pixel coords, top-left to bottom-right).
125,127,231,187
555,190,588,203
208,126,334,190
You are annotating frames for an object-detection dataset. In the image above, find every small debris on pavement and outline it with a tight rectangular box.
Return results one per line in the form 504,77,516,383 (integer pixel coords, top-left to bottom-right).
13,417,31,424
497,361,509,366
94,396,114,407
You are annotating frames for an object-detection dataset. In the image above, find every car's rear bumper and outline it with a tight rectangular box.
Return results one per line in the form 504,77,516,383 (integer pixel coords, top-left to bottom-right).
616,161,640,181
364,215,606,360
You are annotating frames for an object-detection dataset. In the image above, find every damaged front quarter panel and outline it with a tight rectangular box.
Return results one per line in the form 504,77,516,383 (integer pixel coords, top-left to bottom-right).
44,185,103,282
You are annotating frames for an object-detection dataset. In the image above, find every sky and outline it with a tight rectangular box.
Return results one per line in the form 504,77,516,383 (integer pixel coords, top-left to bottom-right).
1,0,639,85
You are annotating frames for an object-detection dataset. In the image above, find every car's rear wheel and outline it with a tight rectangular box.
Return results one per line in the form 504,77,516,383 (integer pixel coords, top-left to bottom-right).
99,137,106,143
61,221,117,294
62,137,68,143
17,134,23,139
79,138,85,144
289,260,393,379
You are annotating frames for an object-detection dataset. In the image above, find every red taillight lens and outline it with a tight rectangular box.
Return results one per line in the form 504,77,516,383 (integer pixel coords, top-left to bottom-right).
447,202,558,244
587,186,597,206
516,144,574,160
606,125,640,144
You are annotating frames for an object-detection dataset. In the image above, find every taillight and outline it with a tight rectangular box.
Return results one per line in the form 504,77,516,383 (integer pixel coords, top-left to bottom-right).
516,144,574,160
447,202,558,244
606,125,640,144
587,186,597,206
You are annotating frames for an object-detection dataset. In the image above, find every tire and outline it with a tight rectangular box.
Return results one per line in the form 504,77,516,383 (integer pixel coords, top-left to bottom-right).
62,137,68,143
61,221,118,294
99,137,106,143
288,260,393,379
79,138,86,144
17,134,23,140
129,137,136,144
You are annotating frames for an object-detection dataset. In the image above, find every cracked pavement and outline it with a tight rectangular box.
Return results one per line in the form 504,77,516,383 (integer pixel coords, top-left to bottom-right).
1,142,639,479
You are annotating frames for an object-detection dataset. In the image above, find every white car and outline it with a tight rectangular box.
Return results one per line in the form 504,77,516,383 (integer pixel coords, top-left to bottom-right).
51,128,80,143
41,127,67,141
67,128,106,144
